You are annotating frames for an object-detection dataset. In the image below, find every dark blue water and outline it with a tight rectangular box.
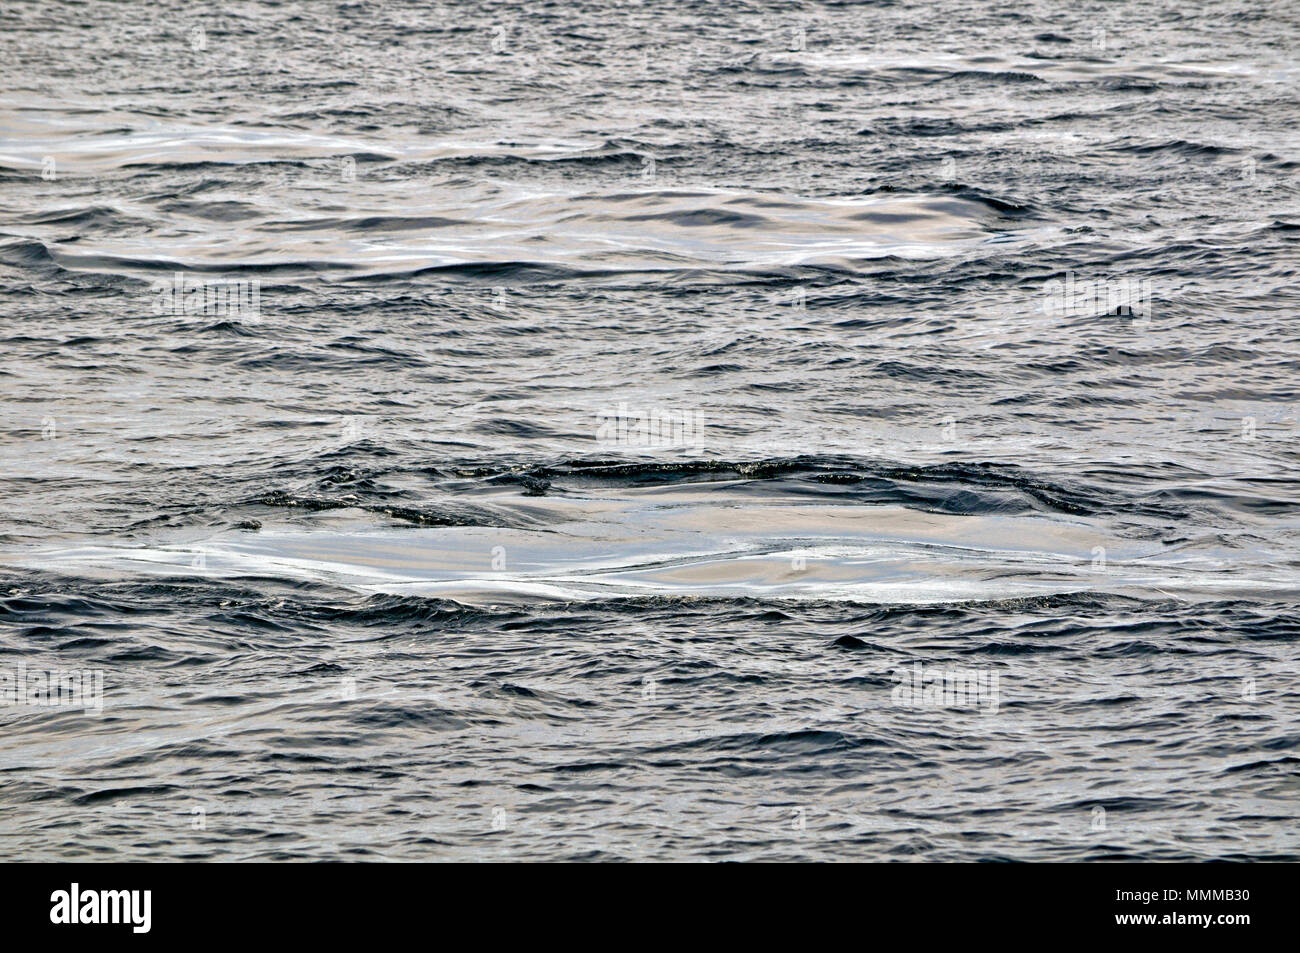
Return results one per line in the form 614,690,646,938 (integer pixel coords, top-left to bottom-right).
1,0,1299,860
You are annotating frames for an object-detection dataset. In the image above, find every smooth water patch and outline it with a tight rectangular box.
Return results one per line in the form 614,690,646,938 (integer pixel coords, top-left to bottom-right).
9,492,1292,606
21,183,1045,279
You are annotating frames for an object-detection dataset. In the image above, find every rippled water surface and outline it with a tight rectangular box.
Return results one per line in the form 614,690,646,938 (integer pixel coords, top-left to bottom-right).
2,0,1299,861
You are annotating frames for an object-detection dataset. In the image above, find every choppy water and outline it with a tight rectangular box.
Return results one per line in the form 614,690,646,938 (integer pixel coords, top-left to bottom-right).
2,0,1299,861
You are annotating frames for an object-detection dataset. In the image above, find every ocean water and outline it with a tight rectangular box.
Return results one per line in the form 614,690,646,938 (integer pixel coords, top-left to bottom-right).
1,0,1299,861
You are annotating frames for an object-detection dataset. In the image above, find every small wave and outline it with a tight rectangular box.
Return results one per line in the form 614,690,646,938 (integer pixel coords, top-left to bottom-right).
0,113,618,174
